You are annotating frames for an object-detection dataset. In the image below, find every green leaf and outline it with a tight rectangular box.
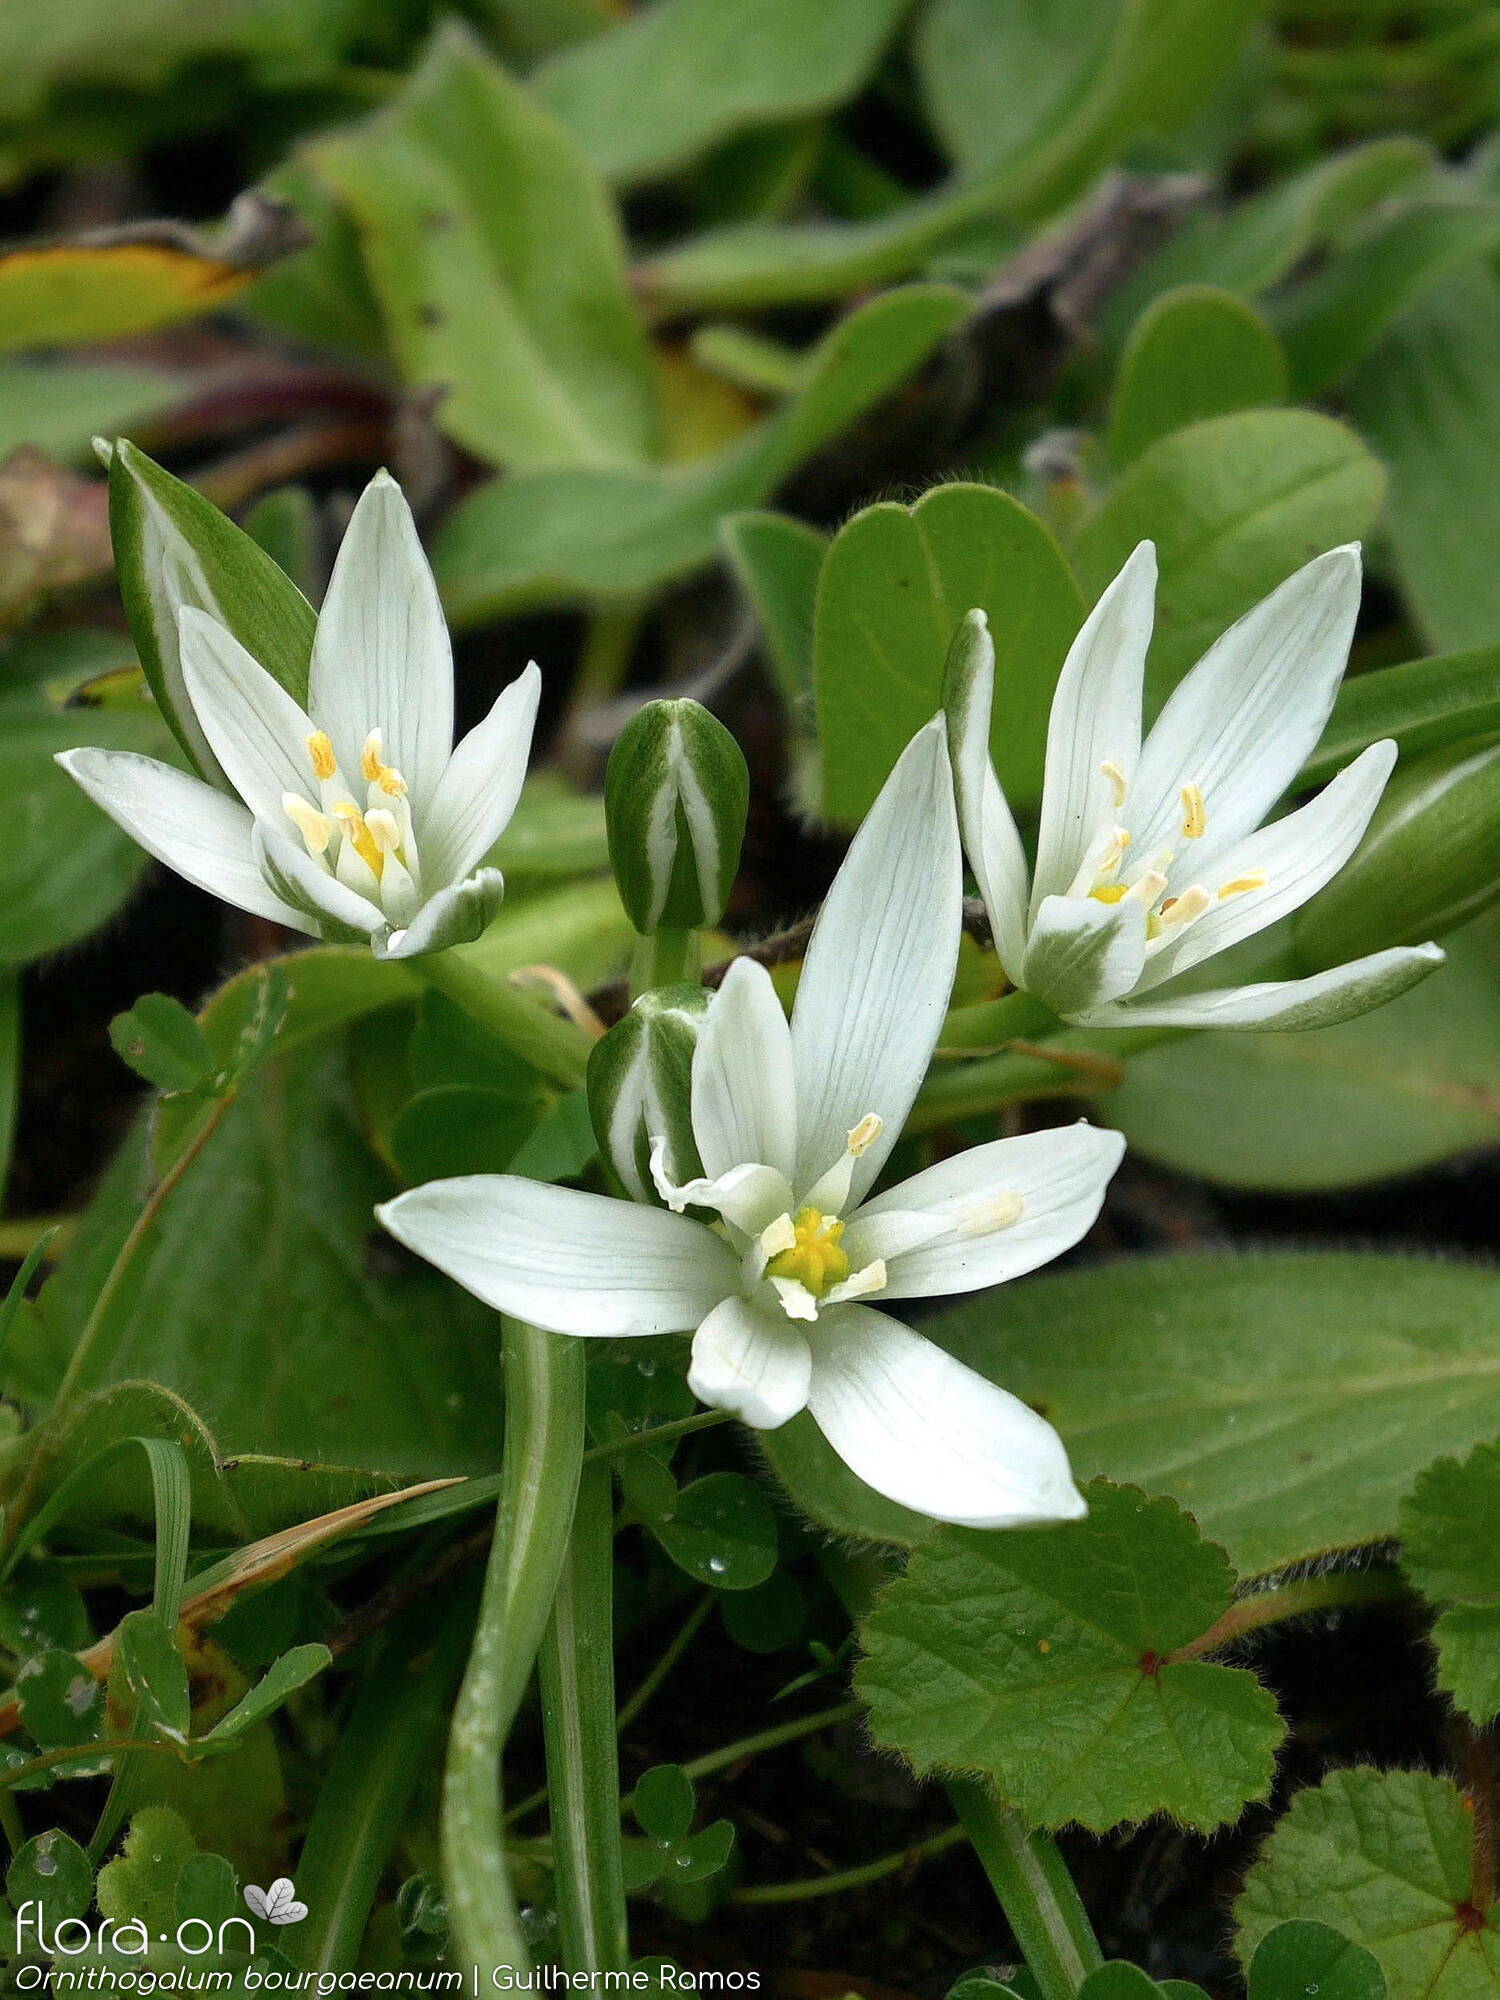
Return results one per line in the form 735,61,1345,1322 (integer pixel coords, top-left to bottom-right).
813,482,1083,823
1276,196,1500,398
1111,915,1500,1192
1400,1439,1500,1725
95,1807,198,1934
1346,262,1500,653
106,439,317,778
7,1827,93,1924
1069,409,1386,704
109,993,216,1096
15,1646,105,1750
1106,139,1433,333
605,699,749,932
1234,1770,1500,1996
0,684,159,967
858,1483,1283,1832
1077,1970,1177,2000
308,24,657,473
117,1608,192,1743
175,1853,239,1930
1297,741,1500,968
493,774,610,881
633,1764,695,1843
391,1085,547,1184
1248,1920,1386,2000
534,0,906,186
195,1643,332,1750
0,360,178,463
39,1041,505,1505
1304,642,1500,789
918,0,1256,212
770,1250,1500,1576
720,511,826,710
1108,288,1287,467
434,284,967,621
652,1470,778,1591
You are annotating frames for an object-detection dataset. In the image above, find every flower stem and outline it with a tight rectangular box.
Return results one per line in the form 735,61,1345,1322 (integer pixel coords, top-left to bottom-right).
910,1024,1183,1128
417,949,592,1090
442,1321,586,1985
731,1823,967,1905
630,927,701,995
948,1782,1100,2000
938,990,1057,1052
582,1408,732,1465
1170,1564,1410,1660
538,1461,631,1976
620,1697,863,1815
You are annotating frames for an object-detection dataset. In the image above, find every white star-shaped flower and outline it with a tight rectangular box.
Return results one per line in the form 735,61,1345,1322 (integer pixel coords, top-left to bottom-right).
380,721,1123,1528
946,542,1443,1029
58,472,538,961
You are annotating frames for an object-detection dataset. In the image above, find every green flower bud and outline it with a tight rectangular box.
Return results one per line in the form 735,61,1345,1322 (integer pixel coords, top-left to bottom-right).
1296,739,1500,971
105,438,316,786
587,982,710,1205
605,699,748,935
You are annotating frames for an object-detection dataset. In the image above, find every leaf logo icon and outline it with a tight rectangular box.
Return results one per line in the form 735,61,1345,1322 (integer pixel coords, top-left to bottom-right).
244,1878,309,1925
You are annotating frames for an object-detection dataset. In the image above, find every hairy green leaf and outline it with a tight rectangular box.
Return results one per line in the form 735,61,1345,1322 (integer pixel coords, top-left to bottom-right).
1401,1439,1500,1725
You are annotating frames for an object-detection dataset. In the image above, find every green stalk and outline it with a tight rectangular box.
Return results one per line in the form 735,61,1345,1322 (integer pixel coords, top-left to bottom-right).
442,1322,586,1984
911,1024,1183,1129
630,927,700,994
416,950,592,1090
949,1782,1100,2000
537,1462,630,1976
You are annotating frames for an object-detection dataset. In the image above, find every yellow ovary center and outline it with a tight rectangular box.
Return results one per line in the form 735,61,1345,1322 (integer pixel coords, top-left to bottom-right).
331,802,386,876
765,1208,850,1299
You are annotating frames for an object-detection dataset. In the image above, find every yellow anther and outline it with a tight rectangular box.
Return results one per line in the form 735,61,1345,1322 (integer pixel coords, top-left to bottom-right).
959,1193,1024,1237
282,793,334,855
846,1113,883,1157
1100,760,1128,809
1217,874,1267,901
307,731,338,782
332,801,384,877
1180,783,1207,840
361,728,408,797
765,1208,850,1299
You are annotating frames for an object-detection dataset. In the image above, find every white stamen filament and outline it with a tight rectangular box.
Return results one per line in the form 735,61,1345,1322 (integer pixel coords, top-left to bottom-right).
283,792,334,855
1100,760,1128,809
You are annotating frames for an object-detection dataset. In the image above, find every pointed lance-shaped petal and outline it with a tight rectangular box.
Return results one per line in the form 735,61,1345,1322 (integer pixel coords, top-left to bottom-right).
57,748,311,932
692,957,798,1185
606,697,750,935
421,663,541,888
855,1121,1125,1300
943,608,1029,982
179,608,319,826
1127,545,1362,875
806,1305,1088,1528
791,716,962,1205
376,869,505,960
688,1296,812,1430
308,471,454,811
252,824,385,942
1031,541,1155,910
378,1175,738,1338
1082,942,1445,1031
587,982,711,1205
1023,893,1147,1020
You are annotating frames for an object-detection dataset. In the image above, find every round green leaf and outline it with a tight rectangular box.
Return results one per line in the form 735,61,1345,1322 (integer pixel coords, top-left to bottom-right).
8,1827,93,1924
1248,1919,1385,2000
652,1471,778,1590
1109,287,1287,467
1400,1438,1500,1724
633,1764,696,1843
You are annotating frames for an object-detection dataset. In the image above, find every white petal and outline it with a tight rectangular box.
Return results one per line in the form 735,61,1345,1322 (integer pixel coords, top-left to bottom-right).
650,1147,793,1238
1135,739,1397,991
945,609,1029,980
1083,942,1445,1031
377,1176,737,1337
421,663,541,886
308,472,454,810
791,717,962,1204
1126,546,1361,875
1031,543,1154,909
857,1122,1124,1299
688,1296,811,1429
692,958,798,1183
253,824,385,940
179,608,318,826
806,1306,1087,1528
376,869,505,960
1023,894,1146,1020
56,748,311,931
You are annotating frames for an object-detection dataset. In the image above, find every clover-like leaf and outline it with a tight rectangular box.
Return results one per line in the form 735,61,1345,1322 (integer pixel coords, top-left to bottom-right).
857,1482,1284,1832
1235,1769,1500,1996
1401,1438,1500,1723
7,1828,93,1926
1247,1919,1385,2000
